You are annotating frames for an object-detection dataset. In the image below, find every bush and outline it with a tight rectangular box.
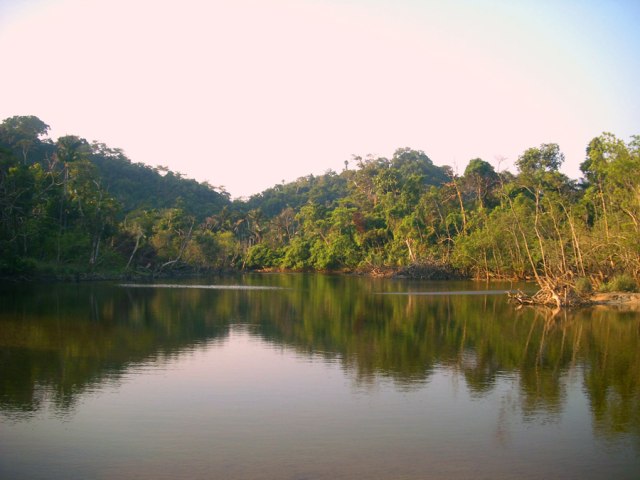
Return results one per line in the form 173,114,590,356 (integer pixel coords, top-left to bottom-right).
600,274,639,293
574,277,593,295
0,256,36,275
244,243,281,269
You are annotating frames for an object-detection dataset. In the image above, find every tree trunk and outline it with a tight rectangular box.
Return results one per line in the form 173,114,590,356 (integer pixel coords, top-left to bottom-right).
126,232,143,270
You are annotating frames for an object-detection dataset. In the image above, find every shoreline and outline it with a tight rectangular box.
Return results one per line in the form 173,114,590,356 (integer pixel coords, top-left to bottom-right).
2,270,639,311
589,292,640,308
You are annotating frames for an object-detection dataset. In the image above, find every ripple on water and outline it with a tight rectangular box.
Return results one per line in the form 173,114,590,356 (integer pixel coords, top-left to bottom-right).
119,284,288,290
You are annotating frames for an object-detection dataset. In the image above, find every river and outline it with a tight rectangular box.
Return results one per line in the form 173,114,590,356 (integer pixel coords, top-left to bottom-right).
0,274,638,479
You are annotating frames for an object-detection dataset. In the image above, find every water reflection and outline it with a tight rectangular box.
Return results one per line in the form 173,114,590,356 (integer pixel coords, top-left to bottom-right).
119,283,288,290
0,274,639,448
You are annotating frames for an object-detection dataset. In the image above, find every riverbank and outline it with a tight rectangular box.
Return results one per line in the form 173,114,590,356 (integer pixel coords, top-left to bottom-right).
0,268,238,284
509,289,640,311
3,269,639,313
590,292,640,309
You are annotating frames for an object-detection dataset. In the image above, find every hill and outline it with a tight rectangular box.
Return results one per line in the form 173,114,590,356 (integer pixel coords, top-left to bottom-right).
1,115,639,302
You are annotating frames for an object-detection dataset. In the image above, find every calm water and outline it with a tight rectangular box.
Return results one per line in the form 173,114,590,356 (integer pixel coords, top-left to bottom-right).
0,274,639,479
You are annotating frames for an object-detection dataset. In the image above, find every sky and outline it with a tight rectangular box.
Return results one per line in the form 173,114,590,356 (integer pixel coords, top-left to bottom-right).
1,0,639,198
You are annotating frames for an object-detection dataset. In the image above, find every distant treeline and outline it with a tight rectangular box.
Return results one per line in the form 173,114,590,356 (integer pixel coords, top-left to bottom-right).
1,115,639,293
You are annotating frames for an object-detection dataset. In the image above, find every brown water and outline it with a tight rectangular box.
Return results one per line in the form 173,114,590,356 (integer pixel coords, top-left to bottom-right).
0,274,638,479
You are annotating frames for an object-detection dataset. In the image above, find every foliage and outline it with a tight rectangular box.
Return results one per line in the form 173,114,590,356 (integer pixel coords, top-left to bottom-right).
89,142,230,221
574,277,593,295
1,115,639,288
599,275,638,293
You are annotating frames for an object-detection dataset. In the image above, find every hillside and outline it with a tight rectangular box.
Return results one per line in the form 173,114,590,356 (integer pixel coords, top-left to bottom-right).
1,115,639,300
89,143,230,221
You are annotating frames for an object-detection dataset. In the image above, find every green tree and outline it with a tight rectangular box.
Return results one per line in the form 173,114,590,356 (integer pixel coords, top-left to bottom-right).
0,115,50,165
463,158,498,211
580,133,640,281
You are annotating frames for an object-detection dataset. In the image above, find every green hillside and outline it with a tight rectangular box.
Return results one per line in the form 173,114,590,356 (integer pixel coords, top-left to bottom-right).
1,115,639,299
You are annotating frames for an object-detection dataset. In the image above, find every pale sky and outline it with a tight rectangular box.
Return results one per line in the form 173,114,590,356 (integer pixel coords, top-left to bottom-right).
1,0,638,198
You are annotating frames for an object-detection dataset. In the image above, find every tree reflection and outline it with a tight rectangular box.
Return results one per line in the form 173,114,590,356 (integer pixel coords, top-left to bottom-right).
0,275,638,446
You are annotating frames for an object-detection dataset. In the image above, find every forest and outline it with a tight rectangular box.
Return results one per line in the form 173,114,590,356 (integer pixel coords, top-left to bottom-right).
1,115,639,300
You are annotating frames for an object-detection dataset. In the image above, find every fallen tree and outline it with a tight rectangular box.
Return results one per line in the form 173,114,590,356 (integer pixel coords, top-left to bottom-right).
508,275,592,308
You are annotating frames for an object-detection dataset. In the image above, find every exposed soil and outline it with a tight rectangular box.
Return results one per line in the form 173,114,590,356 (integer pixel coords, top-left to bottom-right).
589,292,640,309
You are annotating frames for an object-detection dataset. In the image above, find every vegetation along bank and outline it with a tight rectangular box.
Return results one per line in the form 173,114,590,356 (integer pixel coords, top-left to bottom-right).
1,115,639,305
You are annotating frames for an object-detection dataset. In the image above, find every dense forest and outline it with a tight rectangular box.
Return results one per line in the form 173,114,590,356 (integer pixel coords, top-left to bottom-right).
1,115,639,298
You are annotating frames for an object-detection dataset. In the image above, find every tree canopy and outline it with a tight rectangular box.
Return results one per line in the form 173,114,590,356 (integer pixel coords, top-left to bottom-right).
1,115,638,295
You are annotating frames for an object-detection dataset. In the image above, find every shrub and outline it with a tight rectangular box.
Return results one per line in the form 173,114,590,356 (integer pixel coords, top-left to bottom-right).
574,277,593,295
0,256,36,275
600,274,639,293
244,243,281,269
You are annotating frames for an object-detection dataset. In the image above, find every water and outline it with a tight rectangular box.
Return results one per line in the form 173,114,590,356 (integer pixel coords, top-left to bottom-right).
0,274,638,479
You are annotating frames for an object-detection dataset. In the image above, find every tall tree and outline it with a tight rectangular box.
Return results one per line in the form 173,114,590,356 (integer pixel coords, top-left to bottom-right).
463,158,498,211
0,115,50,165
